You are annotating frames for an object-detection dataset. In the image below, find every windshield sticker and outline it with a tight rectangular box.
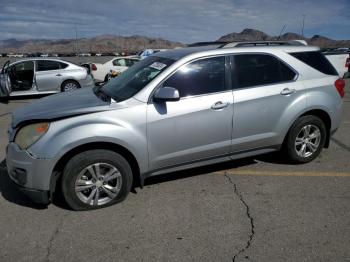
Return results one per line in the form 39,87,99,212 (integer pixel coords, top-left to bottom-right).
149,62,167,71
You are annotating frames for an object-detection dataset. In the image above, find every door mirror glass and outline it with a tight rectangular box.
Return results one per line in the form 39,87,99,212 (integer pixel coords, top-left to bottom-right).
153,87,180,102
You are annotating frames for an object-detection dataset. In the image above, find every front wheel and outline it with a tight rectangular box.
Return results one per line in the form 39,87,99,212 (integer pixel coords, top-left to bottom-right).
61,150,133,210
285,115,326,163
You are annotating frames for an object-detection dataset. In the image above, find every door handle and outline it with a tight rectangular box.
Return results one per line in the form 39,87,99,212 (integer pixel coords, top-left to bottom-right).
211,101,230,110
56,74,62,77
280,88,296,95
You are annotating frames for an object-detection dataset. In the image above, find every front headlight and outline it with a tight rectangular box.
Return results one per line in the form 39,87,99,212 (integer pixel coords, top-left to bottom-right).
15,122,50,150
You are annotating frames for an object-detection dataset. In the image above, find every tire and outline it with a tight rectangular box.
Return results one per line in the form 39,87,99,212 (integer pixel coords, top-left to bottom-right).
61,80,80,92
61,150,133,211
285,115,326,163
104,74,111,82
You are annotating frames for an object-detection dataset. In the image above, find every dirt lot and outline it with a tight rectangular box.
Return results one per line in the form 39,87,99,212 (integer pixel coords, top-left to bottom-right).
0,81,349,262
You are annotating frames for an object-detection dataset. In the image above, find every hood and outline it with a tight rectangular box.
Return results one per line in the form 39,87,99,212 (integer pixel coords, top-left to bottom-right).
12,88,111,127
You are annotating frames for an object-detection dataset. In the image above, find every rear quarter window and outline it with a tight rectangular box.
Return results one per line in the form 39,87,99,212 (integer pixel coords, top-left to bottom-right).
233,54,296,89
290,51,338,76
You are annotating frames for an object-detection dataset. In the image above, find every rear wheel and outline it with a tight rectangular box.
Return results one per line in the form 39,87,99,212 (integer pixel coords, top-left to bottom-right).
61,150,133,210
285,115,326,163
61,80,80,92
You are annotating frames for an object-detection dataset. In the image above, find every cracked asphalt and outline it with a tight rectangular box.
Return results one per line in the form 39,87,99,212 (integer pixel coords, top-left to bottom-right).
0,80,349,262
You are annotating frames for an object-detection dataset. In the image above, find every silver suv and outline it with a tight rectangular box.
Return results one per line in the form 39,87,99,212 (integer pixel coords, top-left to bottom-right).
6,41,345,210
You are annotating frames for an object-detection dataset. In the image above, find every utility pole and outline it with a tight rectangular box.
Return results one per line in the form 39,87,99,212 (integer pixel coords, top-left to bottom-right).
301,14,306,38
278,25,286,40
75,24,79,55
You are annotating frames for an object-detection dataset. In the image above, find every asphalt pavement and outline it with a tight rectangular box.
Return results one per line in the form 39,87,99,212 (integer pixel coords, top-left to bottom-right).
0,81,349,262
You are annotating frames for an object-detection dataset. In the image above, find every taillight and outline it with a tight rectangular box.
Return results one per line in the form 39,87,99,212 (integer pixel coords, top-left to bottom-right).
346,57,350,68
335,78,345,98
91,64,97,71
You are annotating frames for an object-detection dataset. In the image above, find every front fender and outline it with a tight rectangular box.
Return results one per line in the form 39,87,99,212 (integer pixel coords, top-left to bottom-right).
29,108,148,174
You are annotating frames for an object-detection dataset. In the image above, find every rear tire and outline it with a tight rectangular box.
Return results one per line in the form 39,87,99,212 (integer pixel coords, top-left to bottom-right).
61,150,133,211
61,80,80,92
285,115,326,163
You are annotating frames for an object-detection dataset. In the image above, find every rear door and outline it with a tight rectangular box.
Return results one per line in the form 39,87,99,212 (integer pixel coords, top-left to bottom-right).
230,53,305,153
35,60,62,91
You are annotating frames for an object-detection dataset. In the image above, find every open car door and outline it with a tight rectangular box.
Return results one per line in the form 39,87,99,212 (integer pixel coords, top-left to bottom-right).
0,61,11,97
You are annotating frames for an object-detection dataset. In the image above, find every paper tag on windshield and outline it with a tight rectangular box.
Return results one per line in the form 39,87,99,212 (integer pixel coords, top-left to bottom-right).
149,62,167,70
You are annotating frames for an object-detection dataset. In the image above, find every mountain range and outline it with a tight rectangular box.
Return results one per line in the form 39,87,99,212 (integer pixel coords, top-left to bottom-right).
218,29,350,48
0,29,349,54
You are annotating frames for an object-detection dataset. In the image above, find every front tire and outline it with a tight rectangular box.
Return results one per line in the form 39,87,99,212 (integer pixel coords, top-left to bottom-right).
285,115,326,163
61,150,133,211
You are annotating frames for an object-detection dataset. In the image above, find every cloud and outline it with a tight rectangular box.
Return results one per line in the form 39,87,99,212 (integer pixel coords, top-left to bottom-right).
0,0,349,42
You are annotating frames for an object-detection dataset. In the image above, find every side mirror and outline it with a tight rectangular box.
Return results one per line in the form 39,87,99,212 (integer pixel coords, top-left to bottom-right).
153,87,180,102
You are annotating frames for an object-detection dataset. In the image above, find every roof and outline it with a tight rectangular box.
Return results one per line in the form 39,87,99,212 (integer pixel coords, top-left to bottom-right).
156,42,319,61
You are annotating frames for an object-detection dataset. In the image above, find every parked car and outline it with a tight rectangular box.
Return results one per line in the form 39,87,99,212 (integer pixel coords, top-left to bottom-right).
90,56,140,82
0,58,95,97
137,49,167,60
322,49,349,78
6,41,345,210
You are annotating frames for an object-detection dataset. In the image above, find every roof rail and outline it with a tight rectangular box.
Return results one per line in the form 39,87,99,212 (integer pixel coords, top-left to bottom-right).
187,41,228,47
221,40,308,48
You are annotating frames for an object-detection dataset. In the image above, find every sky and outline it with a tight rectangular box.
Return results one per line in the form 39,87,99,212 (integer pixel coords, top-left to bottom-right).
0,0,349,43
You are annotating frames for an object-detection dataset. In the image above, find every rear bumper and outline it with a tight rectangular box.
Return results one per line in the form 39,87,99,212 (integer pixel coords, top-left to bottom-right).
79,75,95,88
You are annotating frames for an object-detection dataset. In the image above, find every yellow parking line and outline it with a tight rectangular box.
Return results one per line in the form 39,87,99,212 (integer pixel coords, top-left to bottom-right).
218,169,350,177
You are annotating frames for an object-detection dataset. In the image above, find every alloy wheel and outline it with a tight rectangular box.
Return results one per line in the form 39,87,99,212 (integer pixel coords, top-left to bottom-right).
294,124,321,158
74,163,122,206
63,82,78,92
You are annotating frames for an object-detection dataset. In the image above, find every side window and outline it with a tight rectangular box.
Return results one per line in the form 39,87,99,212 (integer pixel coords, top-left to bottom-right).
59,62,68,69
14,61,34,72
163,56,226,97
113,59,126,67
37,60,60,71
126,59,137,67
290,51,338,76
234,54,296,89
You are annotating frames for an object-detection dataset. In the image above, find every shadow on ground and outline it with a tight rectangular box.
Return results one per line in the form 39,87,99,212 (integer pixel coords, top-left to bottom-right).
0,160,47,209
0,152,290,210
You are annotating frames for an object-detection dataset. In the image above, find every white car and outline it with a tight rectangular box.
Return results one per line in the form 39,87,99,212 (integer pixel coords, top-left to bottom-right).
323,50,349,78
91,56,140,82
137,49,167,60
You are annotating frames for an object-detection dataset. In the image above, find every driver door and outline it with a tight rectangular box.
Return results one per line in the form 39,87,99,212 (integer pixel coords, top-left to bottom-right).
147,56,233,171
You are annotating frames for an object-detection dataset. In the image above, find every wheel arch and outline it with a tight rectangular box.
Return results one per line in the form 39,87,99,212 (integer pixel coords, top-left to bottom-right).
50,142,142,199
284,109,332,149
299,109,331,148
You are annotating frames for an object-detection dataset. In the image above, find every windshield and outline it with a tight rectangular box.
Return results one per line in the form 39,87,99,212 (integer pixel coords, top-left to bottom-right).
102,56,175,102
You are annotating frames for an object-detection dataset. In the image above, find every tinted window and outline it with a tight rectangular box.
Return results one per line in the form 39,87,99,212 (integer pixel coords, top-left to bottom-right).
163,56,226,97
37,60,60,71
290,51,338,76
59,62,68,69
126,59,137,67
234,54,296,88
14,61,34,71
